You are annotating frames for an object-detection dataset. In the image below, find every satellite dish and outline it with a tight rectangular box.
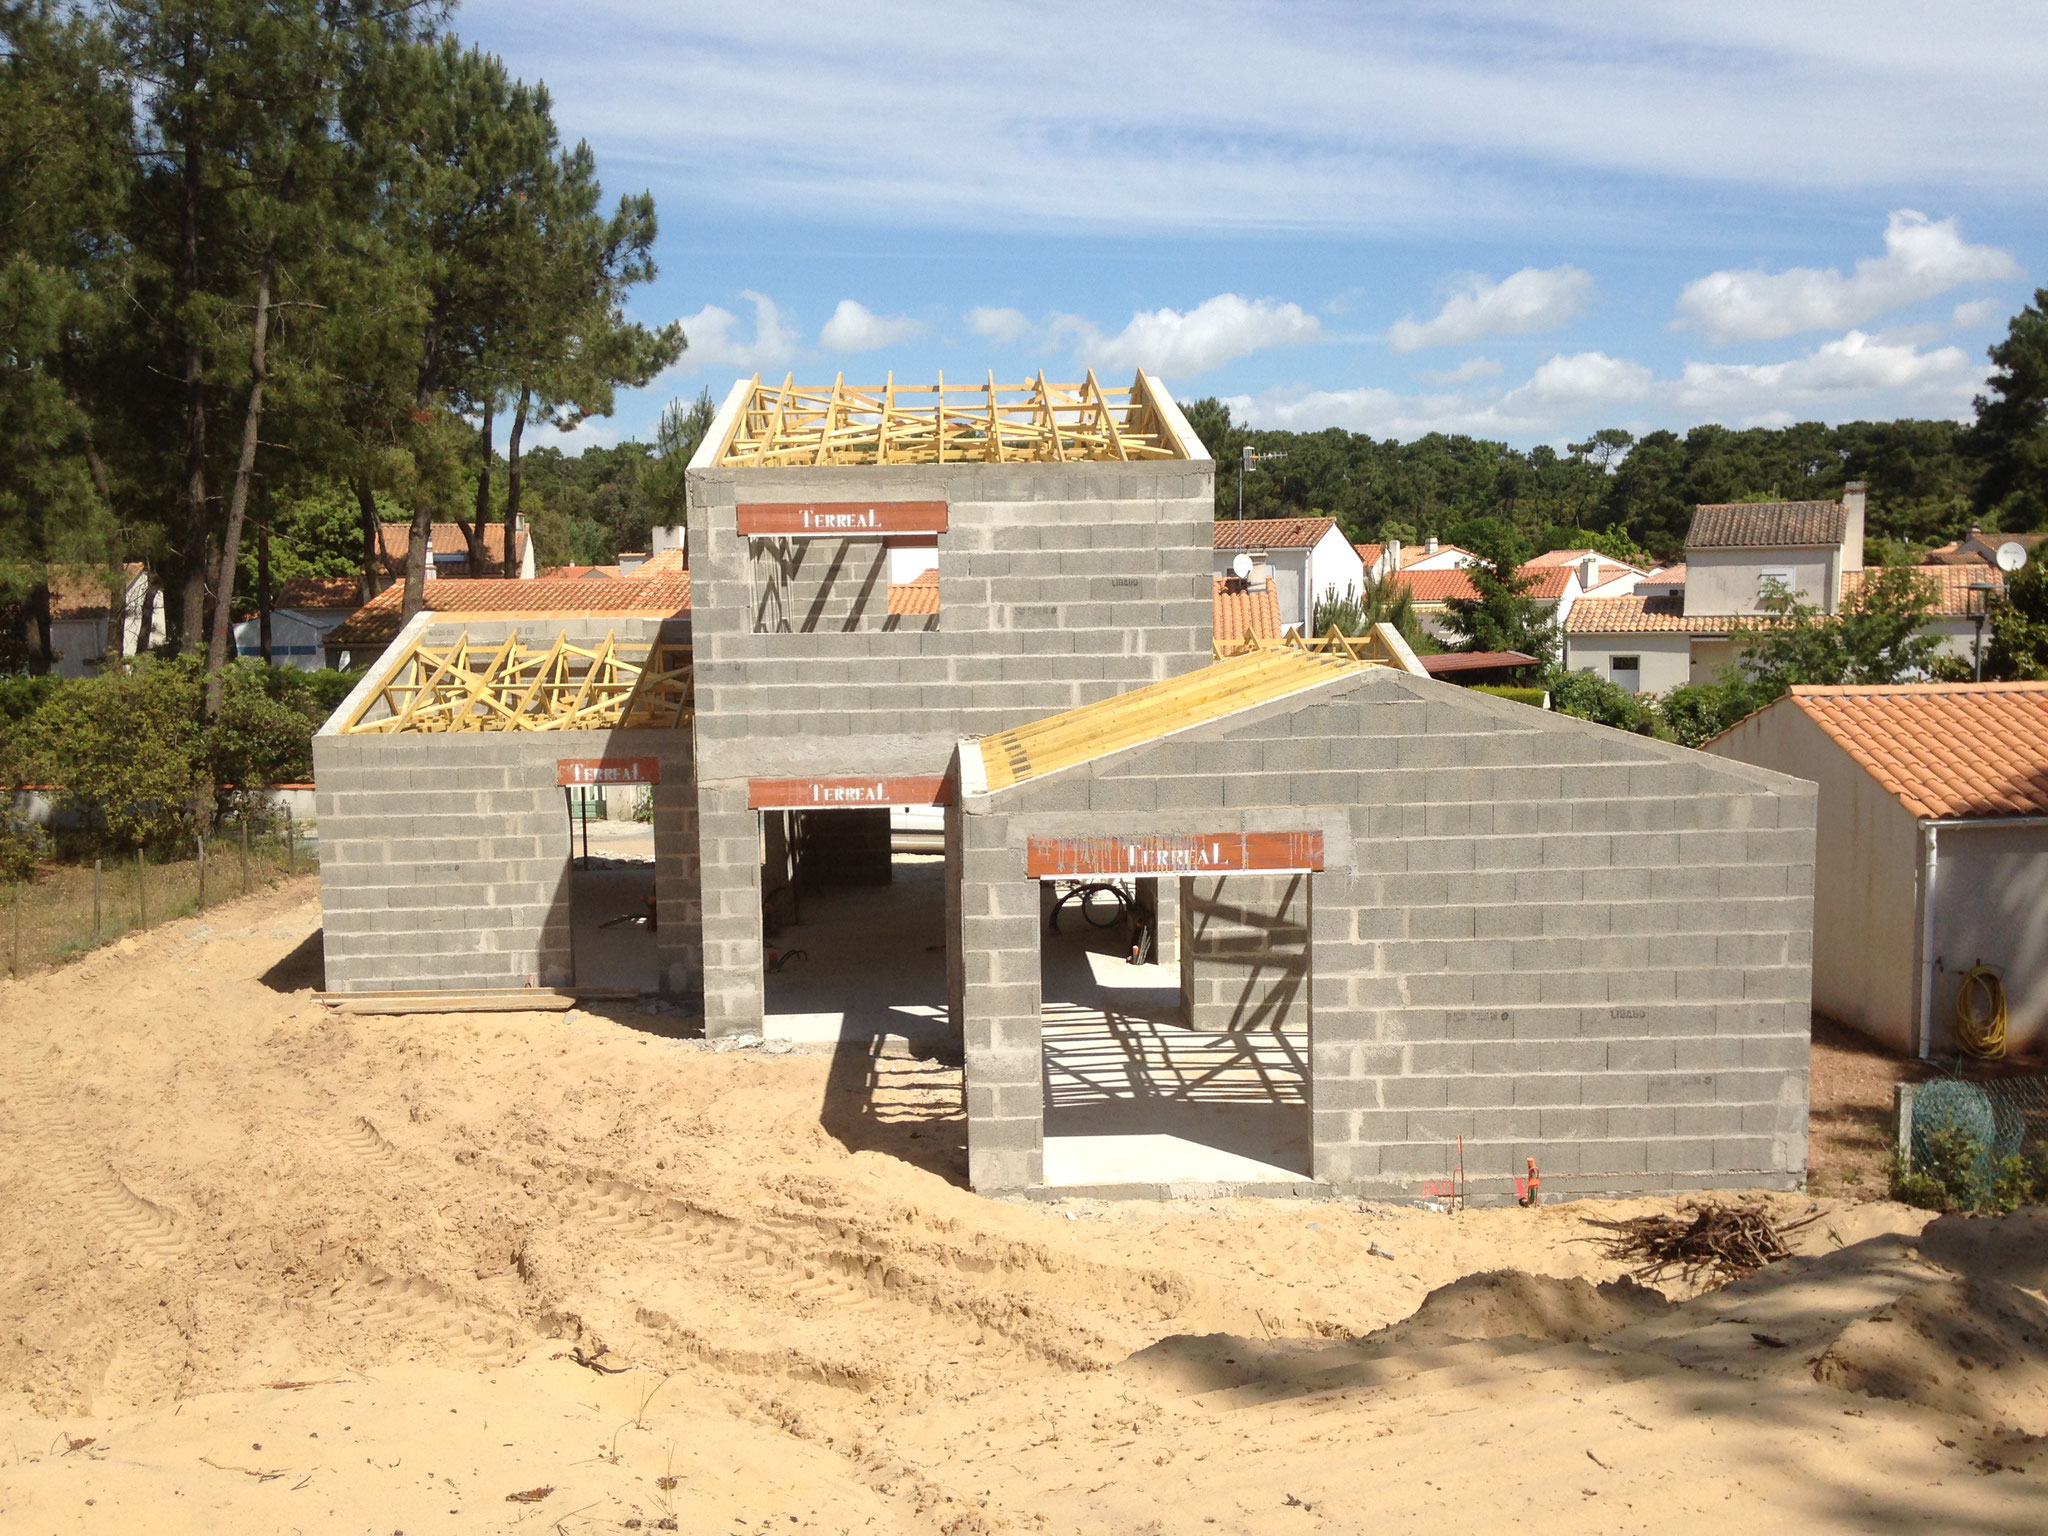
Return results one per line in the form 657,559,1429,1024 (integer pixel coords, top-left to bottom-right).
1230,552,1253,580
1996,541,2028,572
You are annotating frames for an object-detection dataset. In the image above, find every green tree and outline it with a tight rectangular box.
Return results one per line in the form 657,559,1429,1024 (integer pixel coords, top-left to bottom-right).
1970,289,2048,531
1983,559,2048,680
1545,667,1660,736
1439,519,1557,665
1737,566,1941,693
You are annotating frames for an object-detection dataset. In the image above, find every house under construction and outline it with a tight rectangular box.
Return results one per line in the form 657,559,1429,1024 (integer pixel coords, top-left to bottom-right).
315,370,1818,1201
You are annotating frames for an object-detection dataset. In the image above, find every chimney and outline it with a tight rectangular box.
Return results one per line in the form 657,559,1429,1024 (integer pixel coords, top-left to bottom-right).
1248,551,1270,592
1579,554,1599,591
650,525,684,555
1841,480,1866,573
1385,539,1402,574
1425,534,1439,556
618,551,648,575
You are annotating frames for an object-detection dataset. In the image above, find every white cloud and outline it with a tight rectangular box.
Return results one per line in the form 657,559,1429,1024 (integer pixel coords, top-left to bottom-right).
1674,328,1981,418
1675,210,2021,343
1388,267,1592,351
818,299,925,352
1952,297,2003,329
967,305,1032,343
1503,351,1653,408
1422,356,1504,386
1066,293,1319,377
538,417,621,453
670,291,798,374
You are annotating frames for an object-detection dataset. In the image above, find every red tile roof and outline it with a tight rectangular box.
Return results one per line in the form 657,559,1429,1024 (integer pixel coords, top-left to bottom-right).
633,547,689,576
887,570,940,616
1390,563,1574,604
1565,594,1748,635
1420,650,1541,675
1842,564,2003,618
325,575,690,652
1354,542,1383,567
1783,682,2048,819
272,575,363,610
45,563,142,619
1687,501,1847,550
375,522,529,567
1214,517,1337,551
1213,576,1284,651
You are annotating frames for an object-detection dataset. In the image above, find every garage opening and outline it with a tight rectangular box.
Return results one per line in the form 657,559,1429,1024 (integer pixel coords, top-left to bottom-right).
758,797,950,1046
1038,871,1312,1188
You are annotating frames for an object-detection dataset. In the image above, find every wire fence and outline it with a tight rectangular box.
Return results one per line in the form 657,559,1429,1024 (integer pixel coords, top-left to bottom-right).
3,814,318,978
1898,1075,2048,1169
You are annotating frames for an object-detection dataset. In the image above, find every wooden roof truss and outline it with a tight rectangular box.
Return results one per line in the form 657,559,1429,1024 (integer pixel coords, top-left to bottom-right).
720,369,1187,466
342,630,692,734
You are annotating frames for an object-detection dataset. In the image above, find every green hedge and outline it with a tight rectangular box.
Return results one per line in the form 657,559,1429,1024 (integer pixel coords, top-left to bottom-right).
1470,684,1548,707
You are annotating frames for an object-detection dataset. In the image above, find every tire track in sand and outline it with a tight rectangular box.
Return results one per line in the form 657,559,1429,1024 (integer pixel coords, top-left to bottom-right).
4,1067,195,1267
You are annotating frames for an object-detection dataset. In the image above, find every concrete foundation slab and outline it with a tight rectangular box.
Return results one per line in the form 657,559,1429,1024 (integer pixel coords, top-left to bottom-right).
763,854,951,1044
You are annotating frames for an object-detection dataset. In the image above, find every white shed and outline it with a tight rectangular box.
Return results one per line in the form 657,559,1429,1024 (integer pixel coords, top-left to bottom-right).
1707,681,2048,1057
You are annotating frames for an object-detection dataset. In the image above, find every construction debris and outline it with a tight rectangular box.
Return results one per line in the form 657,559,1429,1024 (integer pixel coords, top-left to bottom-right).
1581,1200,1821,1287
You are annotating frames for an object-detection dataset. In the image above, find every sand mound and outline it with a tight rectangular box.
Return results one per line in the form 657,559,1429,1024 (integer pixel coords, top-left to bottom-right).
1366,1266,1673,1349
1916,1206,2048,1291
1816,1274,2048,1432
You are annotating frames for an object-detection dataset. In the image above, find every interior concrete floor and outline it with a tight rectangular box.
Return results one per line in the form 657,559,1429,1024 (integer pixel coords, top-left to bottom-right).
569,819,660,993
761,854,951,1045
1040,889,1312,1188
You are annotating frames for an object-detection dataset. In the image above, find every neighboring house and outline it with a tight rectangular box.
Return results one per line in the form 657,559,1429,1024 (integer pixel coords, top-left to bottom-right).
322,574,691,671
1565,483,1869,692
1212,574,1285,654
1926,528,2044,568
1843,564,2005,671
232,575,362,670
1213,518,1366,632
1707,681,2048,1057
45,564,163,677
1389,552,1647,644
375,521,536,580
1354,536,1476,580
885,569,939,631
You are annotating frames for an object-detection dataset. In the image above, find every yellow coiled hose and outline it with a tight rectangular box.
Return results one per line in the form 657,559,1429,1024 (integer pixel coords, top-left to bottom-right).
1955,966,2008,1060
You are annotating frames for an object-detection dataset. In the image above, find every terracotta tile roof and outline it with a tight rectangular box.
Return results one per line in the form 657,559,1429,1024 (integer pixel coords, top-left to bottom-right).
1397,542,1473,568
1354,542,1383,567
540,564,618,578
1687,501,1846,550
1785,682,2048,819
1391,569,1479,604
1212,576,1284,650
45,563,142,619
1640,563,1687,585
887,570,940,616
374,522,529,566
272,575,362,610
1419,650,1540,675
1214,517,1337,551
1565,594,1747,635
325,575,690,652
633,547,689,576
1842,564,2003,618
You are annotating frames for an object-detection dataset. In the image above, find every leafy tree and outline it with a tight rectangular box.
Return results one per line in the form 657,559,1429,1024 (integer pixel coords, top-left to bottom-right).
1736,566,1941,693
1657,677,1769,748
1970,288,2048,531
1544,667,1659,736
1439,519,1557,665
1983,558,2048,680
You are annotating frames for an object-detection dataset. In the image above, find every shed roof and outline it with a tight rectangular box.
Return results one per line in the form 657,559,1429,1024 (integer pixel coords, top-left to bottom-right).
975,646,1375,793
1687,501,1846,550
1420,650,1540,675
1776,681,2048,820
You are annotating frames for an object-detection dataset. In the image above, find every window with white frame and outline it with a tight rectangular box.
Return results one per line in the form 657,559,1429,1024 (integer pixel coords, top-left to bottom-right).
1756,567,1796,606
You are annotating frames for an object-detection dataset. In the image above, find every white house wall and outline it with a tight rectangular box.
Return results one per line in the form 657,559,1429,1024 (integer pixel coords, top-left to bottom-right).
1563,633,1691,695
1927,824,2048,1055
1707,704,1922,1053
1686,548,1837,616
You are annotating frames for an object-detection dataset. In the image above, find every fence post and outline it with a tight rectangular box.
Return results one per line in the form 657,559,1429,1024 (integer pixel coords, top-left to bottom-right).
1895,1082,1917,1170
197,835,207,910
9,882,18,978
137,847,146,929
93,858,102,946
240,817,250,894
286,807,295,876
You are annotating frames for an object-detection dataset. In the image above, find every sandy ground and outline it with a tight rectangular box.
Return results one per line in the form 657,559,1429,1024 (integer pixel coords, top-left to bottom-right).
2,878,2044,1534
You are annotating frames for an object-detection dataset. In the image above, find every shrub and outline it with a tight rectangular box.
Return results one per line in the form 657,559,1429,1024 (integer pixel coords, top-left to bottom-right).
1891,1116,2048,1214
0,807,50,883
1470,684,1548,707
1657,677,1769,748
1543,667,1660,735
25,659,208,853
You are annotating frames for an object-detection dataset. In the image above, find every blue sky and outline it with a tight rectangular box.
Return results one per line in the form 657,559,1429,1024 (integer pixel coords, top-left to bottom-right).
458,1,2048,454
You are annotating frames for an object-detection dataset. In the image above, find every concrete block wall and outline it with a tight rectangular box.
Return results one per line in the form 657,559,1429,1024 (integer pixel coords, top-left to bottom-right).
684,455,1215,1036
956,667,1817,1200
313,725,700,995
751,536,890,632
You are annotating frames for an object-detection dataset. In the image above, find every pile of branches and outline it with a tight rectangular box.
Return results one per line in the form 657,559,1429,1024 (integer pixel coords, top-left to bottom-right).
1582,1199,1821,1287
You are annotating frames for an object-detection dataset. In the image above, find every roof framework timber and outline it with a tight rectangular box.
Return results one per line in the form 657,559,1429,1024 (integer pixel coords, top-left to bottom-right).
718,369,1188,466
341,630,691,734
